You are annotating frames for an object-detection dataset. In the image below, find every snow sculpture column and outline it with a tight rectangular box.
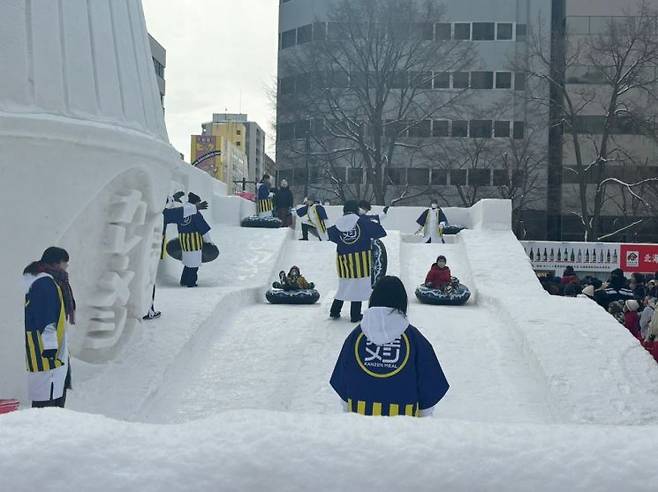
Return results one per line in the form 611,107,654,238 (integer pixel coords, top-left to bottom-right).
0,0,183,398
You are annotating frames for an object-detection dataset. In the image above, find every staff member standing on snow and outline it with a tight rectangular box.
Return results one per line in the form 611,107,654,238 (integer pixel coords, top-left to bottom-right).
23,247,74,408
273,178,294,227
256,174,274,218
144,192,207,319
327,200,386,322
330,276,449,417
416,198,448,244
177,193,214,288
297,196,329,241
358,200,389,224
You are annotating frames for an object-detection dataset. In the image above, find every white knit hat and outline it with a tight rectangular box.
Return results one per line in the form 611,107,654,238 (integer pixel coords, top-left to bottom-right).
625,299,640,312
582,285,595,298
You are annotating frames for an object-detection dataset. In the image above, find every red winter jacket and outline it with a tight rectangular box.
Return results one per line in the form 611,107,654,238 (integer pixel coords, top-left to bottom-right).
425,264,452,288
624,311,640,336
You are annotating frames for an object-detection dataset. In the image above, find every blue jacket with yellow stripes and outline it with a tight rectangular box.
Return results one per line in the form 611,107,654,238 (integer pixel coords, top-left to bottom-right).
330,324,449,416
257,182,271,201
25,275,66,373
177,212,211,236
327,215,386,255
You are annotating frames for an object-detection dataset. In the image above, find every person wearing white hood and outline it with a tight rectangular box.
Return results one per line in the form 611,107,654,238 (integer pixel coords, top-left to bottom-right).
330,276,449,417
327,200,387,322
416,198,448,244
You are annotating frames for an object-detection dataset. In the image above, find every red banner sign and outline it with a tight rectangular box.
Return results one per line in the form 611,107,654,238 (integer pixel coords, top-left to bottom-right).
620,244,658,273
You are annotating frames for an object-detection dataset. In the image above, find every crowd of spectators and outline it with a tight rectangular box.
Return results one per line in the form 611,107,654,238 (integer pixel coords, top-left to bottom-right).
540,268,658,362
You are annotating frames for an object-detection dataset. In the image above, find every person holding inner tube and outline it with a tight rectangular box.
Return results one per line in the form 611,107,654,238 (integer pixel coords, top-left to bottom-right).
256,174,274,218
425,255,452,291
330,276,449,417
297,196,328,241
327,200,387,322
177,192,214,288
416,198,448,244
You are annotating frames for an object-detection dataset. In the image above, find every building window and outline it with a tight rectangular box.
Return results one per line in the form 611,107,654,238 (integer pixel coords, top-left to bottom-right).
469,168,491,186
297,24,313,44
330,71,349,89
493,169,509,186
277,123,295,140
296,72,311,92
566,17,589,34
420,22,434,40
450,169,467,185
472,22,495,40
495,72,512,89
514,72,526,91
453,72,470,89
408,168,429,185
293,168,307,186
452,120,468,137
431,169,448,185
280,76,295,95
471,71,493,89
454,23,471,40
348,168,363,184
497,23,513,40
236,141,241,146
513,121,525,139
494,120,511,137
294,119,311,138
433,120,449,137
433,72,450,89
410,71,433,89
387,168,405,185
435,23,451,40
409,120,432,137
389,71,408,89
516,24,527,41
281,29,296,49
313,22,327,41
470,120,492,138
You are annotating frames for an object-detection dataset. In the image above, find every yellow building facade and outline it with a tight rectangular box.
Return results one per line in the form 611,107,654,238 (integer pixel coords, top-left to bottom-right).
190,134,248,190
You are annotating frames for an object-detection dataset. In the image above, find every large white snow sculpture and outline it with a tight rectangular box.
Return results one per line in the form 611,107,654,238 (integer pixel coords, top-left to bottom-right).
0,0,207,399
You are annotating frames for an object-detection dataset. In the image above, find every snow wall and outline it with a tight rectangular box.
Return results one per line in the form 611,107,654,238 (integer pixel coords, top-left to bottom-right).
0,0,254,401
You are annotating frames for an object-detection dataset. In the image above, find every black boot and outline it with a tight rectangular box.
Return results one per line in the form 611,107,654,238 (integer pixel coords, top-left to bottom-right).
350,302,363,323
330,299,343,319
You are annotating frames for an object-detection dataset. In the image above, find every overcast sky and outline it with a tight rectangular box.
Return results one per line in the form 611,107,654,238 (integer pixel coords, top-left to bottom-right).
142,0,279,160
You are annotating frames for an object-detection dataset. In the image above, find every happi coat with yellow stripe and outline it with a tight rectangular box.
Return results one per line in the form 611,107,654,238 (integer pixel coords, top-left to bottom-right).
327,213,386,301
177,211,212,268
24,273,69,402
256,182,273,217
296,203,329,240
330,323,449,417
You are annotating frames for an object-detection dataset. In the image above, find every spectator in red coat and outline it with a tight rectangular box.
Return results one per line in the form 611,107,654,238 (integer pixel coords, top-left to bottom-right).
425,255,452,290
560,266,579,286
623,299,641,339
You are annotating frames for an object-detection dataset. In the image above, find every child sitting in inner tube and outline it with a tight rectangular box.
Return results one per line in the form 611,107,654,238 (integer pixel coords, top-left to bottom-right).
272,266,315,291
424,255,453,291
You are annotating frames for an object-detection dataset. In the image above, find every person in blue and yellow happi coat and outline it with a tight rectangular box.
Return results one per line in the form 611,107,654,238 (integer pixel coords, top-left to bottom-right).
330,276,449,417
416,198,449,244
256,174,274,218
177,192,214,287
296,197,328,241
327,200,386,322
23,247,73,408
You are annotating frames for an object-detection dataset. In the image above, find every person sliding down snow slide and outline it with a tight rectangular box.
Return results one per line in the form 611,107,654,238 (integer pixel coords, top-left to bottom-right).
272,266,315,291
330,276,449,417
425,255,452,290
416,198,448,244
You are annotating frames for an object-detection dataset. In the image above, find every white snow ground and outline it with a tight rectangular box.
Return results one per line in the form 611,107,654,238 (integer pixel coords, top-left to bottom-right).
3,211,658,491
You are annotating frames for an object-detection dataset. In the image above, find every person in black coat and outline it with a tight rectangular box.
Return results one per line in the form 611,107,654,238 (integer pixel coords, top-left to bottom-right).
273,179,294,227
